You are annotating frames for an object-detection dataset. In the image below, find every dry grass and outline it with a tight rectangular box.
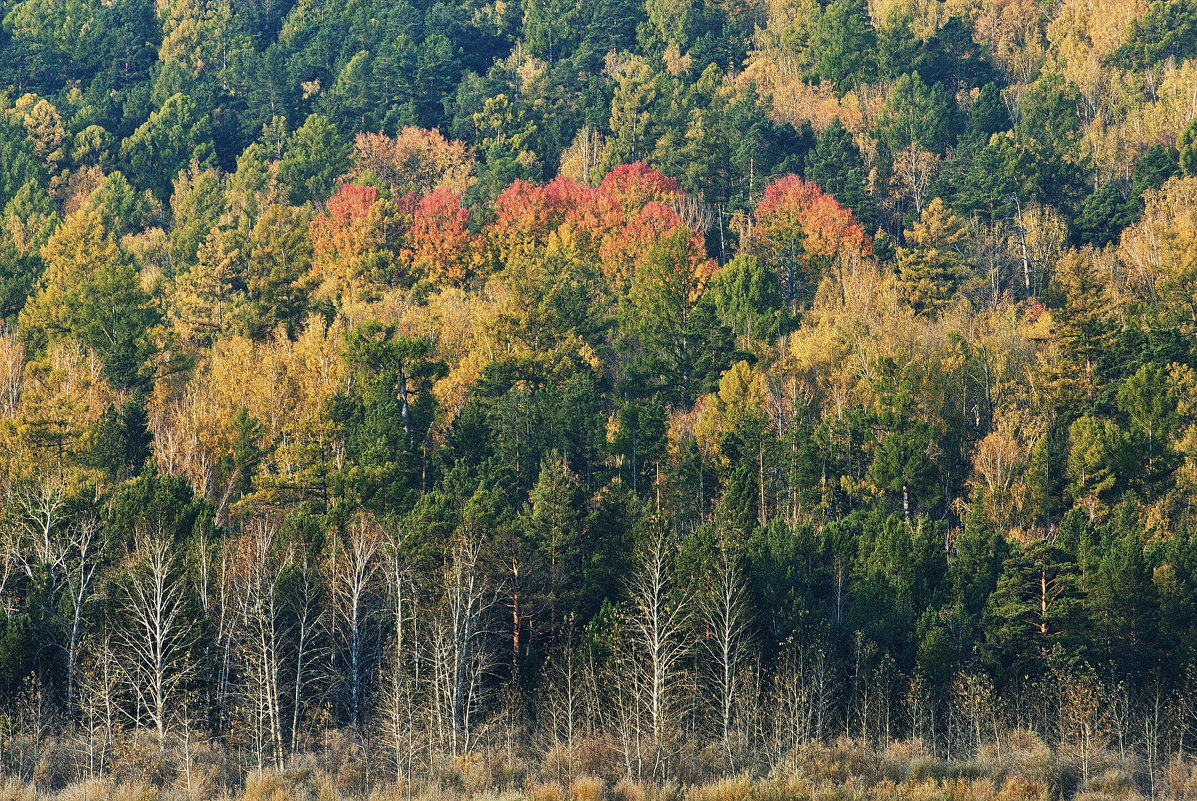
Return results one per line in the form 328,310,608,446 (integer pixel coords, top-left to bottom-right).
0,728,1175,801
568,775,608,801
528,781,567,801
685,775,752,801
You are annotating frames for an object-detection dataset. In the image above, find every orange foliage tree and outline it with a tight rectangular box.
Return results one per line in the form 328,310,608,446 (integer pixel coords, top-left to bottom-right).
402,188,472,285
309,183,404,300
599,161,681,217
749,175,871,311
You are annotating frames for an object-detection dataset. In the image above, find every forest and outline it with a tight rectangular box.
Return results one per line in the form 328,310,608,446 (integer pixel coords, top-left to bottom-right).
0,0,1196,798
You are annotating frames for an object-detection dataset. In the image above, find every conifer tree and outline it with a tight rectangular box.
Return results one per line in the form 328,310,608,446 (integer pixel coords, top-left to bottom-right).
896,197,968,314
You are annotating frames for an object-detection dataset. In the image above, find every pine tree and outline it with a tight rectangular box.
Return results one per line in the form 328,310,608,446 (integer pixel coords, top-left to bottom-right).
984,536,1087,680
278,114,352,206
804,119,872,224
119,93,215,200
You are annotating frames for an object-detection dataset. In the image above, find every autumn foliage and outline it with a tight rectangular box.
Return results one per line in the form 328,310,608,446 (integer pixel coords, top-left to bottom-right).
403,187,472,284
749,175,871,309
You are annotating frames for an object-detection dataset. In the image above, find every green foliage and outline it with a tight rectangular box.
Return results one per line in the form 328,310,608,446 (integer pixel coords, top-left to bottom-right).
332,321,446,515
1180,118,1197,177
235,203,312,338
278,114,351,206
803,0,878,93
875,72,955,154
120,93,215,199
896,198,968,314
804,118,872,224
87,395,151,482
969,82,1010,137
984,536,1087,679
621,229,730,402
1112,0,1197,70
1072,183,1138,247
706,254,783,342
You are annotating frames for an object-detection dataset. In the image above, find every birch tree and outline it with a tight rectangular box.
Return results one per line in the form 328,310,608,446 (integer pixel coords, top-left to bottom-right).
116,528,198,748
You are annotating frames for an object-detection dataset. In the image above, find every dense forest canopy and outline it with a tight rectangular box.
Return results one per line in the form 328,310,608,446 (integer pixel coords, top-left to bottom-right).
1,0,1197,797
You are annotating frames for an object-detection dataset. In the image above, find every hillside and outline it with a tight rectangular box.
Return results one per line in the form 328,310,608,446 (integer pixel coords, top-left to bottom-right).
0,0,1196,798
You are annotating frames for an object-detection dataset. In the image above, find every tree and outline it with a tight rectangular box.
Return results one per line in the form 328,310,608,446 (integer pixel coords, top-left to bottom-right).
18,209,157,389
1111,0,1197,69
334,321,445,514
1087,530,1159,676
1072,183,1138,248
1116,363,1181,498
698,529,752,764
236,203,313,338
804,119,872,224
875,72,954,155
1066,416,1129,520
86,395,151,482
413,34,461,129
984,535,1087,680
228,521,289,770
402,188,471,285
867,420,942,522
605,58,660,167
347,128,475,196
20,97,66,168
706,253,783,343
521,453,586,638
168,163,225,274
116,528,199,748
120,93,215,199
470,94,541,198
1180,119,1197,177
309,183,399,300
278,114,352,206
622,520,692,781
80,171,157,237
621,226,720,401
0,178,57,320
1120,177,1197,335
969,82,1011,137
328,514,383,726
749,174,871,311
802,0,877,92
430,536,493,757
896,197,969,314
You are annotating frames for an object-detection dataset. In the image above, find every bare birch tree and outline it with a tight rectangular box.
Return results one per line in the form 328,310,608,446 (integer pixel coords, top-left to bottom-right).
116,527,198,748
77,635,122,776
329,514,383,727
623,524,692,782
378,523,423,782
699,541,752,768
430,535,493,758
230,521,288,770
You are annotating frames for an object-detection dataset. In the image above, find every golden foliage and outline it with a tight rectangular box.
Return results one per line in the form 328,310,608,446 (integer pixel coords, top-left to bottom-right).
347,128,476,196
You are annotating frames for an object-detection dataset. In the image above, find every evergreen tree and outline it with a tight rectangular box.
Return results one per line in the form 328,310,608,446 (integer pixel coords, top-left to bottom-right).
119,93,215,199
984,536,1087,680
278,114,352,206
804,119,872,224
